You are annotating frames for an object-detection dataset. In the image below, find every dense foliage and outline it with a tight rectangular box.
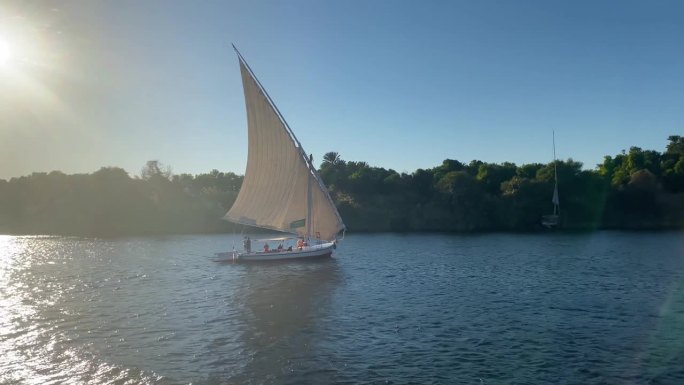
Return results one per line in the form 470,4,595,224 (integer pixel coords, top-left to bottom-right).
1,137,683,236
320,136,684,232
0,161,243,236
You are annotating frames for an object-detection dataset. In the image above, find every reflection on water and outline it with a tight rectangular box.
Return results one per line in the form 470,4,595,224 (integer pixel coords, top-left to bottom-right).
223,260,341,384
0,236,165,384
0,235,342,384
1,232,684,384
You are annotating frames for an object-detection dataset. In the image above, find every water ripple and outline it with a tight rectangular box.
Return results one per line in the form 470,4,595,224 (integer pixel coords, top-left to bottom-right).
1,232,684,383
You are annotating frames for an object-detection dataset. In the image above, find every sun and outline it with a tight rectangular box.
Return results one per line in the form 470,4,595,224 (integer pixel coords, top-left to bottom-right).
0,38,12,68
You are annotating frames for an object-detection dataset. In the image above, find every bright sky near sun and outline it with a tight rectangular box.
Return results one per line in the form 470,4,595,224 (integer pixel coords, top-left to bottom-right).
0,1,683,180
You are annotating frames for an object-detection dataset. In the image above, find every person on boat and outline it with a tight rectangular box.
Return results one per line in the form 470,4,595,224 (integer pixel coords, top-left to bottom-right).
277,243,283,251
297,238,304,250
263,243,269,252
243,236,251,253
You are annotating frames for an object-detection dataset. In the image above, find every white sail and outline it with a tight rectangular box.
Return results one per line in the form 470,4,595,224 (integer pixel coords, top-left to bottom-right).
551,131,560,212
224,53,345,241
552,182,559,206
542,131,560,227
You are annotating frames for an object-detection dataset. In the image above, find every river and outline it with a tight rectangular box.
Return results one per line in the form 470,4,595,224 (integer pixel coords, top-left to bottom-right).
1,232,684,384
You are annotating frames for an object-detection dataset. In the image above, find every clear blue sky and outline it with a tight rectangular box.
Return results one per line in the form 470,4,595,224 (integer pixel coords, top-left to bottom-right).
0,0,682,179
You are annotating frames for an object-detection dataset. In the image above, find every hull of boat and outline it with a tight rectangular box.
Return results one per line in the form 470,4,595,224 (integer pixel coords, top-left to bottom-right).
216,242,336,262
541,214,560,229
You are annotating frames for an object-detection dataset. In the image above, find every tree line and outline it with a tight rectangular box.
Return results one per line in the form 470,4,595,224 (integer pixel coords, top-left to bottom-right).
1,136,683,236
0,161,243,236
322,135,684,232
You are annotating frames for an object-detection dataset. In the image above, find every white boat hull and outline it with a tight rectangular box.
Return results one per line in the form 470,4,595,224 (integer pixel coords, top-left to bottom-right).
541,214,560,228
216,242,337,262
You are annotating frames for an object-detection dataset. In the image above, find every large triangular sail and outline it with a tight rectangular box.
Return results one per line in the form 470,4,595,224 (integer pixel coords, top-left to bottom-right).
224,49,345,241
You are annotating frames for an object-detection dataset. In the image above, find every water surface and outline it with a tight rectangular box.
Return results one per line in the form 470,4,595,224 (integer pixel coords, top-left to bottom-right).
1,232,684,384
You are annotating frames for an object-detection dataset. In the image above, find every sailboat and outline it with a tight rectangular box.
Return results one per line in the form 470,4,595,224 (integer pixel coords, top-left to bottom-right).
220,46,346,261
541,131,560,228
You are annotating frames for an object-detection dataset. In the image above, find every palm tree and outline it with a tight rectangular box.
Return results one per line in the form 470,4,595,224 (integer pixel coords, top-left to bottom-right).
323,151,341,166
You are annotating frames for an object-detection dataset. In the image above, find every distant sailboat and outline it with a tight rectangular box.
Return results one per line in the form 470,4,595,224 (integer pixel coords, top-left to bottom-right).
219,46,345,261
542,131,560,228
